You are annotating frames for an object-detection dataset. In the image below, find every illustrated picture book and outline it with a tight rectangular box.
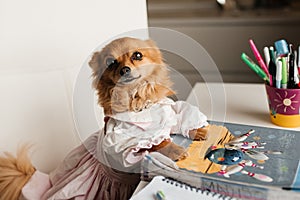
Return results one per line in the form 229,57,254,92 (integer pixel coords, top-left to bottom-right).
141,121,300,200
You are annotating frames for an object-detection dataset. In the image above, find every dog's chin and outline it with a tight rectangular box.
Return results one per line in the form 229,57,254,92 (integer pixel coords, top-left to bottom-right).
117,75,142,85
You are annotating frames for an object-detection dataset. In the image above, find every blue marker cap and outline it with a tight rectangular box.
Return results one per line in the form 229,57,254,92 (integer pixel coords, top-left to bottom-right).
274,39,289,56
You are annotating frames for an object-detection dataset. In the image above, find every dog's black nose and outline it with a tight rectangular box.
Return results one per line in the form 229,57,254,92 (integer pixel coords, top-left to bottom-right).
120,66,131,76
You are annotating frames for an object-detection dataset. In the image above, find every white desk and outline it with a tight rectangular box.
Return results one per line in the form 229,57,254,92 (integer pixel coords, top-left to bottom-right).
187,83,300,131
132,83,300,197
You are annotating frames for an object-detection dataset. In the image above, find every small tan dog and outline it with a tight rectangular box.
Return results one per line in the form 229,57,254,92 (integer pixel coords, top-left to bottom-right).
0,37,209,200
89,37,174,115
89,37,208,160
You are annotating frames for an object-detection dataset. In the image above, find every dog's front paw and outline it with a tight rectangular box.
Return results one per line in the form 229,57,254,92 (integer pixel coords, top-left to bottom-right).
174,149,189,161
189,125,210,141
153,141,188,161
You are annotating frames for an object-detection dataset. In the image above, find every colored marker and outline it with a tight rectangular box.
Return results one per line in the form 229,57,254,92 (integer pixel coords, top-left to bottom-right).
288,50,298,89
281,57,288,89
298,46,300,87
269,46,276,61
275,59,282,88
263,46,270,68
274,39,289,56
294,50,299,84
298,45,300,68
241,53,270,84
249,39,272,86
269,47,277,86
289,44,293,53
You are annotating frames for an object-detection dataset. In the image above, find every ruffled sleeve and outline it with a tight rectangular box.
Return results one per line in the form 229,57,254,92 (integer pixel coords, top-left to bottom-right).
170,101,208,137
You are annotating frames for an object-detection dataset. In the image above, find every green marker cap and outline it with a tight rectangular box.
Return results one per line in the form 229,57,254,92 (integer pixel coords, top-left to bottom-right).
241,53,270,83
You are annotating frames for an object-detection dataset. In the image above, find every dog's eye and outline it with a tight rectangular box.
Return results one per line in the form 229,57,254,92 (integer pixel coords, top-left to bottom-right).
131,51,143,61
105,57,118,69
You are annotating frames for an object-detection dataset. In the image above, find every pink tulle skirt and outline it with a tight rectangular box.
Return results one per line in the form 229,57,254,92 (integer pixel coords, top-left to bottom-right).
42,133,140,200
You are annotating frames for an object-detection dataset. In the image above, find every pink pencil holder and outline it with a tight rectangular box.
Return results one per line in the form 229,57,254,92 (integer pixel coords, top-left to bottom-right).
265,85,300,128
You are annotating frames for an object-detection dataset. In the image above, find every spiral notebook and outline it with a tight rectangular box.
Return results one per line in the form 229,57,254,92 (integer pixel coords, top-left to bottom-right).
130,176,234,200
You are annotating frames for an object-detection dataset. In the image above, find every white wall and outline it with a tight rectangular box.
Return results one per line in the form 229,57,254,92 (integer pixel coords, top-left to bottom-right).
0,0,148,70
0,0,148,172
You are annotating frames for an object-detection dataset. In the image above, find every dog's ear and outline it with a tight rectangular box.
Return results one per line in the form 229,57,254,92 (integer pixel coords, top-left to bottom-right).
88,51,102,72
145,39,157,47
88,51,106,89
144,39,161,52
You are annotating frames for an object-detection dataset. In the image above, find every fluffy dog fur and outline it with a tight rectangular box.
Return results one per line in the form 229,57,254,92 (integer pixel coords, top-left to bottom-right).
0,145,35,200
89,37,175,115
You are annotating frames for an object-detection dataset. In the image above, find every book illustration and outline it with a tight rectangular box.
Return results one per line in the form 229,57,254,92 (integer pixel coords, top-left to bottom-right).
176,125,235,174
205,148,244,166
141,122,300,199
218,160,264,178
176,122,300,188
178,128,276,183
